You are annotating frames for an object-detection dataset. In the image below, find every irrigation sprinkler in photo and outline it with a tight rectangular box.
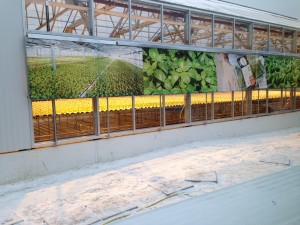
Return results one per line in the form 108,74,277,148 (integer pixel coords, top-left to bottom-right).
215,53,267,91
26,38,143,99
143,48,217,95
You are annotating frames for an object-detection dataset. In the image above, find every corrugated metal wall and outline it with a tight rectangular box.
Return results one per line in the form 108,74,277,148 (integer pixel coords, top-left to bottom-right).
0,0,33,152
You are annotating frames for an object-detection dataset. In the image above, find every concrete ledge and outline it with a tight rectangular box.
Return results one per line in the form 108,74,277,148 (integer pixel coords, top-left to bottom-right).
0,111,299,185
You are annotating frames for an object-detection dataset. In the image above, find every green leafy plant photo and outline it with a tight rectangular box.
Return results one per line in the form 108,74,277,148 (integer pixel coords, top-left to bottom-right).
143,48,217,95
28,57,143,99
265,56,300,88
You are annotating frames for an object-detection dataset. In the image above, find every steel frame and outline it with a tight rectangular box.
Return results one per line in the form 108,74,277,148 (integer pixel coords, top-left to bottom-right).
24,0,300,56
24,0,300,145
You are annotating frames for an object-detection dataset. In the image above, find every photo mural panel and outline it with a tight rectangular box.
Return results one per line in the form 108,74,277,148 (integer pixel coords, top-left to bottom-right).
26,38,300,99
142,48,217,95
215,53,268,91
265,55,300,88
26,38,143,99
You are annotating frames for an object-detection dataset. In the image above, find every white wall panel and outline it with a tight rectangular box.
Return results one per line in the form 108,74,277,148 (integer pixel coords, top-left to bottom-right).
0,111,299,185
0,0,33,152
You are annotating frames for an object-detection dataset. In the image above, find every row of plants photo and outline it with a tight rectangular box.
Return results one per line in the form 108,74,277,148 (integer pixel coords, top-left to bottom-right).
28,56,143,99
27,44,300,100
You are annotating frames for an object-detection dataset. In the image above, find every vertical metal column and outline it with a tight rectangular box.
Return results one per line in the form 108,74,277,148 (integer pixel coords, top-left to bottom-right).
282,29,285,53
242,90,244,116
162,95,166,127
45,0,50,32
211,14,215,47
52,99,58,144
160,5,164,43
292,88,297,109
132,96,136,131
258,89,260,114
231,91,234,118
159,95,162,128
267,25,270,51
266,89,269,114
106,97,110,137
211,92,214,120
128,0,132,39
280,88,283,111
184,10,191,45
292,31,298,54
205,93,208,124
50,45,57,143
249,22,254,50
184,93,191,123
88,0,94,36
89,1,100,138
247,89,252,115
21,0,27,36
93,97,100,136
232,18,235,49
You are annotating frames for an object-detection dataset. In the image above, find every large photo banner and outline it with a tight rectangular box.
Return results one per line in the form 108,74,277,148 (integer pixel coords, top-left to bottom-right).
26,38,143,99
265,55,300,89
216,53,300,92
143,48,217,94
215,54,268,91
26,38,300,99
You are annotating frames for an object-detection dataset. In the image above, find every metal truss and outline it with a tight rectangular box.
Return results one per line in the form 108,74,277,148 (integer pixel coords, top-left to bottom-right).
25,0,300,55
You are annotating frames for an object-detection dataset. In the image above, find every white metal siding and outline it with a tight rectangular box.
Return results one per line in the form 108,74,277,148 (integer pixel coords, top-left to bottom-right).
114,166,300,225
160,0,300,29
0,0,33,152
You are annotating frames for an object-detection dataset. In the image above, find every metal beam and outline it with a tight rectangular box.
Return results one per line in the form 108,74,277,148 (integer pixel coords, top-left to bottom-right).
267,25,270,51
184,93,191,123
88,0,94,36
160,5,164,43
132,96,136,131
107,97,110,138
232,18,235,49
185,10,191,45
162,95,166,127
52,99,57,144
93,97,100,136
37,8,69,30
249,22,254,50
205,93,208,123
282,29,285,53
211,92,214,120
27,30,300,58
231,91,234,117
128,0,132,39
45,0,50,32
212,14,215,47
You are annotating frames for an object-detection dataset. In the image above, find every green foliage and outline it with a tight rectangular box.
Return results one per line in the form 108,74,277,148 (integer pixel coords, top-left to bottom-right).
28,57,55,99
247,56,265,80
28,57,110,99
28,56,143,99
55,58,111,98
143,48,217,94
265,56,300,88
86,60,143,97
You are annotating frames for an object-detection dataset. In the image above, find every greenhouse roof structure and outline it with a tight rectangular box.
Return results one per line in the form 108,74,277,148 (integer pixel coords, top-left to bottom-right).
25,0,300,55
160,0,300,29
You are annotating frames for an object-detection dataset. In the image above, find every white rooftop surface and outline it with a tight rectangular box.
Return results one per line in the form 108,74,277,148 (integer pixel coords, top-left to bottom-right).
114,166,300,225
159,0,300,29
0,127,300,225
